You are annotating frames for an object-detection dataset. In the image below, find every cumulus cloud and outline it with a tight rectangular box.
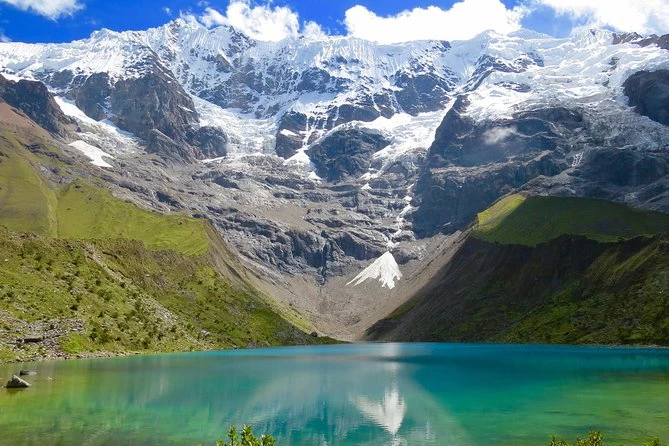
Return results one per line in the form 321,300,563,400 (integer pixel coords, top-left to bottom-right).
0,0,83,19
302,21,328,40
344,0,527,44
530,0,669,35
200,0,299,41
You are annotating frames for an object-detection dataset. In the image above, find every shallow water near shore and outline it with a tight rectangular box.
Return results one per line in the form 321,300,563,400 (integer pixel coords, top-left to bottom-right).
1,343,668,445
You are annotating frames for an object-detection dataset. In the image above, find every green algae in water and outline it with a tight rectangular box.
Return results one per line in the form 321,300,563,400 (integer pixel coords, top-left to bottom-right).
1,344,668,446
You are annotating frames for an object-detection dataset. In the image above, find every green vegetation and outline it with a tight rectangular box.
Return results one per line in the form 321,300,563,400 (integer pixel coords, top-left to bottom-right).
0,130,208,255
0,122,326,363
369,195,669,345
474,195,669,246
0,226,320,361
549,431,662,446
206,426,275,446
57,182,208,255
0,131,58,236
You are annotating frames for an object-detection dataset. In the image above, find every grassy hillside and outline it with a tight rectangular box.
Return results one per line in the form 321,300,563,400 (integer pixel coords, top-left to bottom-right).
0,130,58,236
57,181,209,255
368,196,669,345
474,194,669,246
0,121,328,363
0,128,209,255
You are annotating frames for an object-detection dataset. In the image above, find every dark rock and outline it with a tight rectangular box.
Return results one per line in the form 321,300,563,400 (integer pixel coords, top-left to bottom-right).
310,331,318,338
308,128,391,182
575,148,669,187
17,336,43,343
411,96,585,236
275,111,307,159
394,71,455,114
613,33,669,50
146,129,201,163
74,73,112,121
189,126,228,159
0,75,74,135
413,155,566,236
466,54,538,92
624,70,669,126
110,59,199,153
426,97,583,168
155,191,182,208
45,69,75,90
6,375,31,388
297,68,332,93
19,370,37,376
333,99,383,125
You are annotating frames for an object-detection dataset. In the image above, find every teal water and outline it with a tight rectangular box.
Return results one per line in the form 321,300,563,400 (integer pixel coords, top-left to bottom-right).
1,343,669,445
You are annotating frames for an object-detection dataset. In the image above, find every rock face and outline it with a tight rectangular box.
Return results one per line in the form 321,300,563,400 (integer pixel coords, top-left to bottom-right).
613,32,669,50
6,375,31,388
0,75,74,135
411,97,584,236
624,70,669,126
308,128,391,182
111,65,198,142
74,72,112,121
189,126,228,159
61,57,204,162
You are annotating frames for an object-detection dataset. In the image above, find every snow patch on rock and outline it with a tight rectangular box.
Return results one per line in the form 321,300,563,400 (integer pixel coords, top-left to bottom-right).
69,140,114,168
347,252,403,289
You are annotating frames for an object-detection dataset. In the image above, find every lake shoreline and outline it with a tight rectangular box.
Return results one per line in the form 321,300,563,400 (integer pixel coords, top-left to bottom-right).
1,343,668,445
2,340,668,367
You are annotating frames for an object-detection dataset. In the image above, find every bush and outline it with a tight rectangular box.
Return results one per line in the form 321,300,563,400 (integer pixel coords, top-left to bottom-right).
208,425,275,446
549,432,663,446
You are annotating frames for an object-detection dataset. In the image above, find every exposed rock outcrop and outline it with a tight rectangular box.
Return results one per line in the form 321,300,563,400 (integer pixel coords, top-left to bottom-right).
412,96,583,236
0,75,74,135
189,126,229,159
6,375,31,388
307,128,391,182
624,70,669,126
613,32,669,50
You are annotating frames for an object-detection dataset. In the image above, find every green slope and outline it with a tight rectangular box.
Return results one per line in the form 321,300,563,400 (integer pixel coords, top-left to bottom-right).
0,131,58,236
0,129,208,255
368,196,669,345
474,194,669,246
57,182,209,255
0,123,328,363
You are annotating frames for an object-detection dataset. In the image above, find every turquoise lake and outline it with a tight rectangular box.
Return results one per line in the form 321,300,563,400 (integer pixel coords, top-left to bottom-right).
1,343,669,445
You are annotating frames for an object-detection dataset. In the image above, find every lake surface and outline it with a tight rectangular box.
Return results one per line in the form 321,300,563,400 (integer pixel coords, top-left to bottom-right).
1,343,669,446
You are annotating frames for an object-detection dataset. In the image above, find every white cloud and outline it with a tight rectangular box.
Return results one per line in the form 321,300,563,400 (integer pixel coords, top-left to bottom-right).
163,6,171,16
302,20,328,40
530,0,669,35
0,0,83,19
199,0,299,41
344,0,527,44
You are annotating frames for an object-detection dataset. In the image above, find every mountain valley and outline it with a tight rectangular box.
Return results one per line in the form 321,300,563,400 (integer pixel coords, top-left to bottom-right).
0,21,668,357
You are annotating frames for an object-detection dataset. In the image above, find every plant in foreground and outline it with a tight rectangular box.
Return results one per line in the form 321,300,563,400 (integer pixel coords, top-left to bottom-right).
549,431,663,446
208,425,275,446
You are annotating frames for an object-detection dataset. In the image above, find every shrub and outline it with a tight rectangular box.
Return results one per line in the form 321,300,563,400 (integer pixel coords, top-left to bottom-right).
549,432,663,446
208,425,275,446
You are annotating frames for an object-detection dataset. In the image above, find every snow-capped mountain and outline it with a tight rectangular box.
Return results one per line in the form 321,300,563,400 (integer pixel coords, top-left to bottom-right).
0,22,668,338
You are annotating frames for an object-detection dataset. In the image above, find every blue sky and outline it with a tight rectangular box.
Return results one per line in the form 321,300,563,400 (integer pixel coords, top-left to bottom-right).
0,0,667,44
